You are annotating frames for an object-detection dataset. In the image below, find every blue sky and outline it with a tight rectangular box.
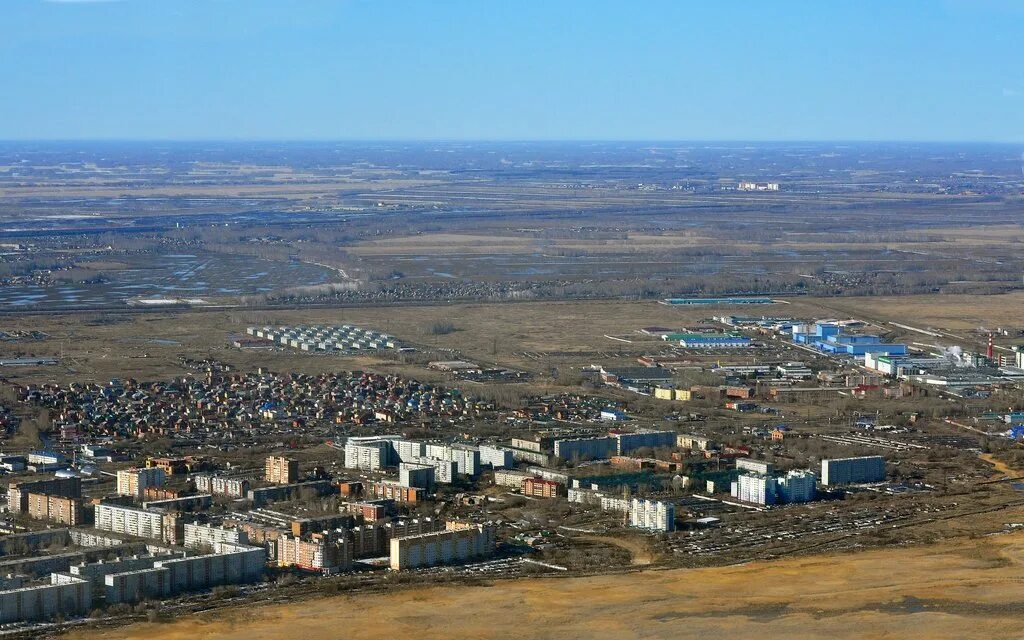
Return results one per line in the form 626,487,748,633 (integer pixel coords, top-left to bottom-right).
1,0,1022,141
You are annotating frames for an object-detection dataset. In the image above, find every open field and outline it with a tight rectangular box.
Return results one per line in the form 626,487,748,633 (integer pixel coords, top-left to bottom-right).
65,527,1024,640
4,291,1024,386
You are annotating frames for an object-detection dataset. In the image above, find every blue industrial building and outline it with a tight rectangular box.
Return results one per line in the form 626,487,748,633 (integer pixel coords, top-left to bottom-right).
792,322,907,357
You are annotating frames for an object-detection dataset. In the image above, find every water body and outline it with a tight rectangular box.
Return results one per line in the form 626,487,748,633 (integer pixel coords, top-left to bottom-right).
0,252,337,310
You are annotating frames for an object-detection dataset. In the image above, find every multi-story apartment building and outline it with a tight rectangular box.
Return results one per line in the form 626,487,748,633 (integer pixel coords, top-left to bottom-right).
424,444,481,476
370,481,425,503
344,441,392,471
399,463,435,492
95,504,165,540
389,522,496,570
264,456,299,485
277,531,352,574
183,523,248,550
628,498,675,532
777,470,817,503
478,444,515,469
821,456,886,486
27,493,84,526
7,477,81,513
523,477,563,498
192,474,251,498
406,456,458,484
553,437,615,461
116,467,167,498
613,431,676,455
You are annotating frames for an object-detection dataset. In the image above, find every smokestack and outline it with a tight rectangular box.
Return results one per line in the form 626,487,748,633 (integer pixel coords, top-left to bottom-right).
987,334,994,360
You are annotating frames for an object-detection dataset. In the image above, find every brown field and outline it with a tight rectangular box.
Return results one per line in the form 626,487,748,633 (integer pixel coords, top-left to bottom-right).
3,291,1024,386
66,527,1024,640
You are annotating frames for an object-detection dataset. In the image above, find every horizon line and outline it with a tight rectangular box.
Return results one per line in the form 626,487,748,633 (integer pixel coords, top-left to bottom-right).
0,137,1022,146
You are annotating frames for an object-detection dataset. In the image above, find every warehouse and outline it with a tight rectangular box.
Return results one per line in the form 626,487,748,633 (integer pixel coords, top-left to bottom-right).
672,333,752,349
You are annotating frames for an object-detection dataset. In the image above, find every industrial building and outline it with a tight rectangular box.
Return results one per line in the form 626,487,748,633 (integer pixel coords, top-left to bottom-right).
246,324,401,353
821,456,886,486
667,332,752,349
389,522,496,570
793,322,907,357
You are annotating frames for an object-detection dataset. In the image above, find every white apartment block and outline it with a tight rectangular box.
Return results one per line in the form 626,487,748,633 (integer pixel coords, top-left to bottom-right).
628,498,675,532
183,522,248,550
95,504,165,540
344,440,391,471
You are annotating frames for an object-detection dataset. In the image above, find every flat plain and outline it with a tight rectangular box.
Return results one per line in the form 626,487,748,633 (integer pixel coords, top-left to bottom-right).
67,525,1024,640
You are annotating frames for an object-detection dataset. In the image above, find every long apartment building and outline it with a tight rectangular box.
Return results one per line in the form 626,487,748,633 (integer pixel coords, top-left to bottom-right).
192,473,251,498
821,456,886,486
7,477,81,514
389,522,496,570
95,503,165,540
104,541,266,604
183,523,248,550
27,493,84,526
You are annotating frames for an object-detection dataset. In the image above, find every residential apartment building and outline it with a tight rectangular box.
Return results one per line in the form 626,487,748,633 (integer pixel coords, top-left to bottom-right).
95,504,165,540
389,522,496,570
628,498,675,532
277,531,353,574
27,493,84,526
183,523,248,550
264,456,299,485
523,477,563,498
821,456,886,486
116,467,167,498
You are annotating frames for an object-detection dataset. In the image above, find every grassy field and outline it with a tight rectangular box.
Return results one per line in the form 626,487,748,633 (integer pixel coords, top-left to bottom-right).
4,292,1024,387
65,525,1024,640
